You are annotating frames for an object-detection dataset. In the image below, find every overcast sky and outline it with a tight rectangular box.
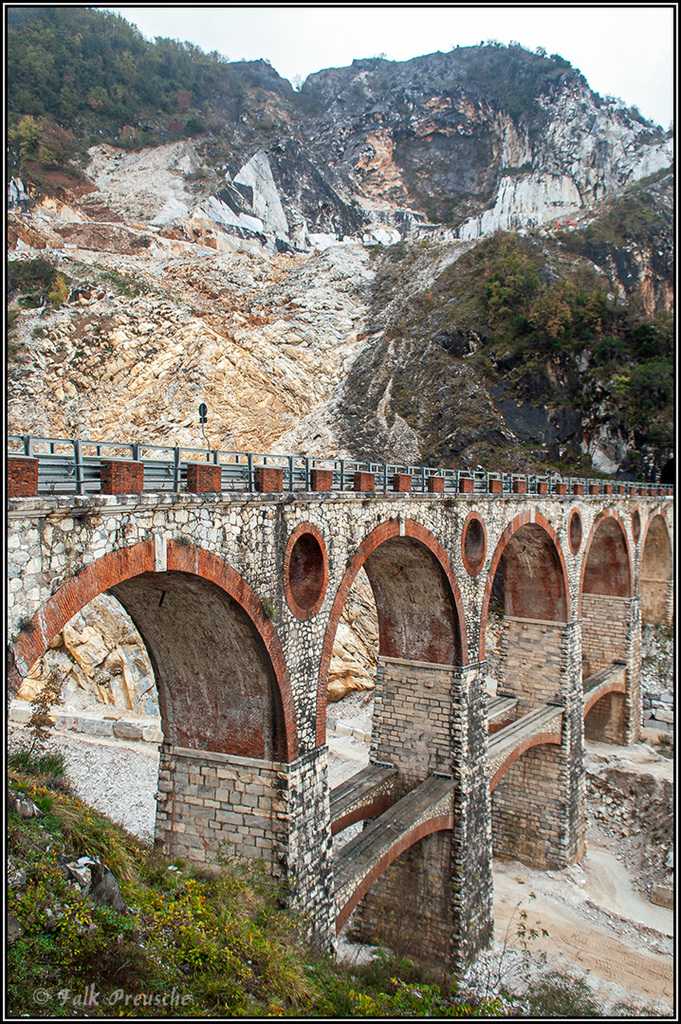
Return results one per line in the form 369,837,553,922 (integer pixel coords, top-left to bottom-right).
104,5,674,129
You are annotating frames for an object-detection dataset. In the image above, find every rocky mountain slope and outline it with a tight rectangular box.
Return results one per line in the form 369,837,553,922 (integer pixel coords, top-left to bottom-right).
8,13,673,476
7,14,674,711
9,9,672,250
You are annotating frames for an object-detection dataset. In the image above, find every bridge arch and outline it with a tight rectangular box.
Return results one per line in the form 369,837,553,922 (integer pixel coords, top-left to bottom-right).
317,519,467,746
489,730,562,792
10,539,298,762
579,510,633,611
583,670,626,719
580,512,637,744
480,511,570,662
335,812,454,933
639,510,673,626
481,515,578,869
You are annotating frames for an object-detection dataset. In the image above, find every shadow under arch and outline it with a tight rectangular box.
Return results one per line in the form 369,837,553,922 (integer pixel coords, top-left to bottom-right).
639,509,673,626
580,511,635,745
317,519,467,747
10,540,298,762
579,510,633,614
479,512,570,660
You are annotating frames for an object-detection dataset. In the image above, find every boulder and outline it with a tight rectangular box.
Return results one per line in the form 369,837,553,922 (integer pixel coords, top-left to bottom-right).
651,883,673,909
89,860,127,913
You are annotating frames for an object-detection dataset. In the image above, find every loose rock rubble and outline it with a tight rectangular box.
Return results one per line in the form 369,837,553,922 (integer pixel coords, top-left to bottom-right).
584,743,674,902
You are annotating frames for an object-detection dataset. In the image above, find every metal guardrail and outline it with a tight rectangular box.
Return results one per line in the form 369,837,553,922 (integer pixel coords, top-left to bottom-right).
6,435,672,498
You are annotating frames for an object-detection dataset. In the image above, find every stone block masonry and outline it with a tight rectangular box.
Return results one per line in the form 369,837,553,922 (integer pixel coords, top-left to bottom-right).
358,657,493,971
370,657,456,788
6,487,672,969
494,618,585,867
155,743,335,949
498,617,566,712
582,593,641,744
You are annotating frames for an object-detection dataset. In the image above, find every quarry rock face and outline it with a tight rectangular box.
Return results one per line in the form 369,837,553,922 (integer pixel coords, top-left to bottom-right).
6,43,674,714
30,47,672,257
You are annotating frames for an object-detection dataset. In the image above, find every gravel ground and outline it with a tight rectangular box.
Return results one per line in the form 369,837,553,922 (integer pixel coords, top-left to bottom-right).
9,723,161,844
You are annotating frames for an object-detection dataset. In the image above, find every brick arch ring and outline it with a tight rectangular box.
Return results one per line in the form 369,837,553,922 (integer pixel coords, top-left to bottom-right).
479,510,571,662
316,518,468,747
578,508,634,617
8,539,299,761
639,506,672,559
489,730,563,792
335,813,455,933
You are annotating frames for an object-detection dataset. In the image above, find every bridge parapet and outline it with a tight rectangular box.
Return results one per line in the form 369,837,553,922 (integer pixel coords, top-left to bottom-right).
8,434,671,499
487,695,518,733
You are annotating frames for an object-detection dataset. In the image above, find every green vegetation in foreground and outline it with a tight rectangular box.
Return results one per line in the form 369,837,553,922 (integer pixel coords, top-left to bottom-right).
8,758,664,1017
7,762,507,1018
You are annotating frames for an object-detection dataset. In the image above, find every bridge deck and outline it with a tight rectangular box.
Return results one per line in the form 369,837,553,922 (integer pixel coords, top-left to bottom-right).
487,703,564,787
487,695,518,729
582,661,627,715
583,661,627,695
334,774,454,921
330,763,399,835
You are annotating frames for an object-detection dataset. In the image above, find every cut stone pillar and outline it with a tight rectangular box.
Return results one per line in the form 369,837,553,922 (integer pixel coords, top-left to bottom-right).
492,618,585,868
354,657,493,973
156,743,335,950
582,594,641,744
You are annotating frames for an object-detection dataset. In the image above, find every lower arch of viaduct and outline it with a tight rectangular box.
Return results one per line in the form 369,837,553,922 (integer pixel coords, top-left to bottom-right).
7,490,674,971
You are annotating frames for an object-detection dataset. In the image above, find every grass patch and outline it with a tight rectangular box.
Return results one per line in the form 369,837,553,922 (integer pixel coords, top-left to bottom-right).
8,749,66,778
7,772,508,1018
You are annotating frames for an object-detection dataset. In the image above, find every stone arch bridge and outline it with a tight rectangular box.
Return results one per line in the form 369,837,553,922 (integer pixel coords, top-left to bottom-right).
7,448,674,971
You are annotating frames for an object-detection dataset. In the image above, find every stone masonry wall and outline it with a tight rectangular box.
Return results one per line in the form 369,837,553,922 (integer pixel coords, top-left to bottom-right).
156,743,334,947
357,830,456,967
497,618,566,712
359,658,493,971
6,489,671,965
493,618,585,867
582,593,641,743
156,744,287,868
492,744,565,867
581,594,630,676
284,746,335,950
369,657,455,790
